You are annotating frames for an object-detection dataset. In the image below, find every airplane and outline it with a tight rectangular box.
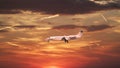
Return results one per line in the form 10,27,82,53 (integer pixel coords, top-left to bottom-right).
45,30,83,43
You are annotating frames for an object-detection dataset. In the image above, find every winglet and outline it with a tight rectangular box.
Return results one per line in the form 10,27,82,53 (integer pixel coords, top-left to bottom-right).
80,30,83,33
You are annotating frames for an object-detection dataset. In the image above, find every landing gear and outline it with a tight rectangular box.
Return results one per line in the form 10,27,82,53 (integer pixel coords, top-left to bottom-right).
62,37,69,43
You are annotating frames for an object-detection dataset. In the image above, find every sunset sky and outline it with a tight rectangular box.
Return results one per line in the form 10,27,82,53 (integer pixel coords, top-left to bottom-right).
0,0,120,68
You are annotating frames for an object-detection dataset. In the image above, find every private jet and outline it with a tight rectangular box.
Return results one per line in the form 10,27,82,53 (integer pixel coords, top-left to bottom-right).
46,30,83,43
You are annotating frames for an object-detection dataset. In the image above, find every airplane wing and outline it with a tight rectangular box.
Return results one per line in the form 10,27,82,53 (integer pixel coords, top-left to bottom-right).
69,36,77,40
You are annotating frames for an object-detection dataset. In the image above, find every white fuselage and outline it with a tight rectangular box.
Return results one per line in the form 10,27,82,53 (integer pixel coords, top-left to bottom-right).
49,35,78,40
46,31,83,42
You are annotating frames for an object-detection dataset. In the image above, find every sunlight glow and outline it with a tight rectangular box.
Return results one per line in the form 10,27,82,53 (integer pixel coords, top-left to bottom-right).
44,66,60,68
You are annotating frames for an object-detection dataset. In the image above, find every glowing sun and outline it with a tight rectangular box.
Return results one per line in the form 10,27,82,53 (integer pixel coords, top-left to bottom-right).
45,66,60,68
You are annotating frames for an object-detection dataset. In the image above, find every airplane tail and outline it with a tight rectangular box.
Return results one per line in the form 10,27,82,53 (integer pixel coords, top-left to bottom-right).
77,30,83,37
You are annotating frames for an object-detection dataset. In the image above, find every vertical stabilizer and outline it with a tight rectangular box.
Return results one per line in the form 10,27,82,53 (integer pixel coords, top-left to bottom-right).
77,30,83,37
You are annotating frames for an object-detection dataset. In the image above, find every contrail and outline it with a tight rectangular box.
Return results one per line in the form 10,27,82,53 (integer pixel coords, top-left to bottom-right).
0,27,13,30
40,14,59,20
101,14,108,23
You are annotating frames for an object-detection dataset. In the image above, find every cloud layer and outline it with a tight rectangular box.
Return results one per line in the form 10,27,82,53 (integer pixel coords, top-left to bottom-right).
0,6,120,68
0,0,119,14
52,24,114,32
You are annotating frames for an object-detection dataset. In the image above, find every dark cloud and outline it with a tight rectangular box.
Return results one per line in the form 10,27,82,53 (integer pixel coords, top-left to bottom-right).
52,24,114,32
0,10,20,14
52,25,80,29
0,0,119,14
81,25,115,32
0,29,9,32
0,60,37,68
14,25,36,29
0,28,11,32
